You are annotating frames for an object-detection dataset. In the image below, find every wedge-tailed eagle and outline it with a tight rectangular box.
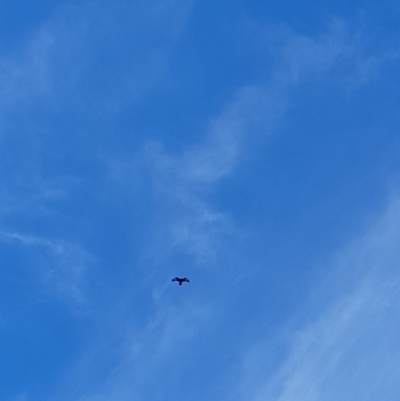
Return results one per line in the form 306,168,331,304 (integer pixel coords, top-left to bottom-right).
172,277,190,286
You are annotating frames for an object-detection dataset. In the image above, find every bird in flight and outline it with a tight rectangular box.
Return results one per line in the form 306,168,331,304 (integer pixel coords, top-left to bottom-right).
172,277,190,286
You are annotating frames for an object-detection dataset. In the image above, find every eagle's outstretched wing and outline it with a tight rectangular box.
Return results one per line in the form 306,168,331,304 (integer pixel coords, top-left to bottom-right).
172,277,190,284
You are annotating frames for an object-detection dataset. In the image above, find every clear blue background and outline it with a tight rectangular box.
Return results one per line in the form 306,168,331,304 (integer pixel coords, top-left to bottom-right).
1,0,400,400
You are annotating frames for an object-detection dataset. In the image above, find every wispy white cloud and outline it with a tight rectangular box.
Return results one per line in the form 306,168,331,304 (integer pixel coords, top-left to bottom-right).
0,0,195,246
0,0,193,112
261,18,399,93
9,393,29,401
0,29,52,108
237,198,400,401
51,295,212,401
0,231,94,306
131,90,269,267
124,20,385,270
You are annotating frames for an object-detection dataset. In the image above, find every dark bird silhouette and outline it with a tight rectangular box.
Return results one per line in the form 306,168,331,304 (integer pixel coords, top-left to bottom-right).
172,277,190,286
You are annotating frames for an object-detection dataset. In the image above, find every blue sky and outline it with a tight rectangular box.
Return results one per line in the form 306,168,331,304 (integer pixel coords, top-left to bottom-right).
1,0,400,400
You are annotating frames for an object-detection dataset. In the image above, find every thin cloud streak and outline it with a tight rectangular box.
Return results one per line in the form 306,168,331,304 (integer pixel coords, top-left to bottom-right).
0,29,52,109
0,231,93,306
52,296,212,401
131,20,381,269
0,0,193,117
241,198,400,401
272,19,384,87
